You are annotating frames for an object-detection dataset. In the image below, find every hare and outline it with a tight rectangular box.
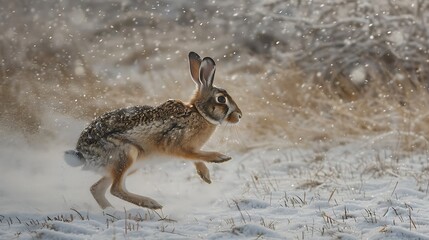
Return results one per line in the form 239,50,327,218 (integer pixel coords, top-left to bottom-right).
64,52,242,209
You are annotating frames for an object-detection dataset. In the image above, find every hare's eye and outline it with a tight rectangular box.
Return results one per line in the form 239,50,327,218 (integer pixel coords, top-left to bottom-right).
216,96,226,104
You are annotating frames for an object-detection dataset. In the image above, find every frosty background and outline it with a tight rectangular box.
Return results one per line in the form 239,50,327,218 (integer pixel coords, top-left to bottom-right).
1,0,429,239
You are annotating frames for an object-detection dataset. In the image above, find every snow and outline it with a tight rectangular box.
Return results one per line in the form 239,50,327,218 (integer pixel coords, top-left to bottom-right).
1,126,429,239
350,66,366,85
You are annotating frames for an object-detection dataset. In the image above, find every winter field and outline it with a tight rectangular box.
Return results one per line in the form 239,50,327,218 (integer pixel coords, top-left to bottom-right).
2,0,429,239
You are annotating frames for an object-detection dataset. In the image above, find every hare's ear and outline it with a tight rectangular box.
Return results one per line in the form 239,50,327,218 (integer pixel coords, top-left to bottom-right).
189,52,202,86
199,57,216,88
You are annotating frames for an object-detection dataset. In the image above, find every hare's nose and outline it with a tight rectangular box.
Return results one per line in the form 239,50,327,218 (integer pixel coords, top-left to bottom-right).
236,108,242,119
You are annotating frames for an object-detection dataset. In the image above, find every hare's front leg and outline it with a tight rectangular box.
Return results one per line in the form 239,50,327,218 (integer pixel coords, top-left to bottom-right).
195,162,211,184
109,144,163,209
91,176,113,209
179,150,231,163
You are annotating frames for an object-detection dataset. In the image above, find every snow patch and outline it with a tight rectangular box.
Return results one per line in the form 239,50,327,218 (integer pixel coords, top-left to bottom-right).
350,66,366,85
235,198,270,210
232,224,281,238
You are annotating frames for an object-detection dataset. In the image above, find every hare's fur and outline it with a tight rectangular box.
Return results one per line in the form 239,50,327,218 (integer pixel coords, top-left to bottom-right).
65,52,241,209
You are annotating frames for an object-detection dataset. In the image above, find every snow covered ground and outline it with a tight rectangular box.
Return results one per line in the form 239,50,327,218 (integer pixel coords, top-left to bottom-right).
1,122,429,239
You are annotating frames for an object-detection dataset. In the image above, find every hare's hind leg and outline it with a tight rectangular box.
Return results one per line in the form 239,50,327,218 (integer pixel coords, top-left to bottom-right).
110,144,163,209
195,162,211,184
90,176,113,209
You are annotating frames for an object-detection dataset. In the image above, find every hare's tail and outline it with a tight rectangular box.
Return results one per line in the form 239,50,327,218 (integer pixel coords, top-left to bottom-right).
64,150,85,167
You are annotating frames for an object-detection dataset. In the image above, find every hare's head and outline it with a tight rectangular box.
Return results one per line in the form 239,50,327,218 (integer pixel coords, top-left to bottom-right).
188,52,242,125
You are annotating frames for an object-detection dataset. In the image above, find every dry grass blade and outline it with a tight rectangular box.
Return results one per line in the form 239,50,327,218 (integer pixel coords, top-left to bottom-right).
328,188,336,203
70,208,84,221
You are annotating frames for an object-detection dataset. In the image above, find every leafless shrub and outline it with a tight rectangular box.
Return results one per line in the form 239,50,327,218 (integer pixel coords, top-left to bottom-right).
240,0,429,99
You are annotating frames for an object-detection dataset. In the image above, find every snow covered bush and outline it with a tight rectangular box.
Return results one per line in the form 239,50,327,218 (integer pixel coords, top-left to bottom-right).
238,0,429,98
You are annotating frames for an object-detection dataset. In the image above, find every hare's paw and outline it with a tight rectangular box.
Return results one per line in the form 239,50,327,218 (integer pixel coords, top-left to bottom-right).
211,153,231,163
195,162,211,184
137,196,163,209
199,172,212,184
143,198,163,210
148,202,163,210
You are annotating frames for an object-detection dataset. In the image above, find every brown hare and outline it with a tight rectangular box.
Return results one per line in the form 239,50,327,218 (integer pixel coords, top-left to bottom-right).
65,52,242,209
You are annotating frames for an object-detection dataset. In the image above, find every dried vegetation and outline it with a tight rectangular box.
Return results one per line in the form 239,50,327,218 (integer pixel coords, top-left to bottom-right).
1,0,429,153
